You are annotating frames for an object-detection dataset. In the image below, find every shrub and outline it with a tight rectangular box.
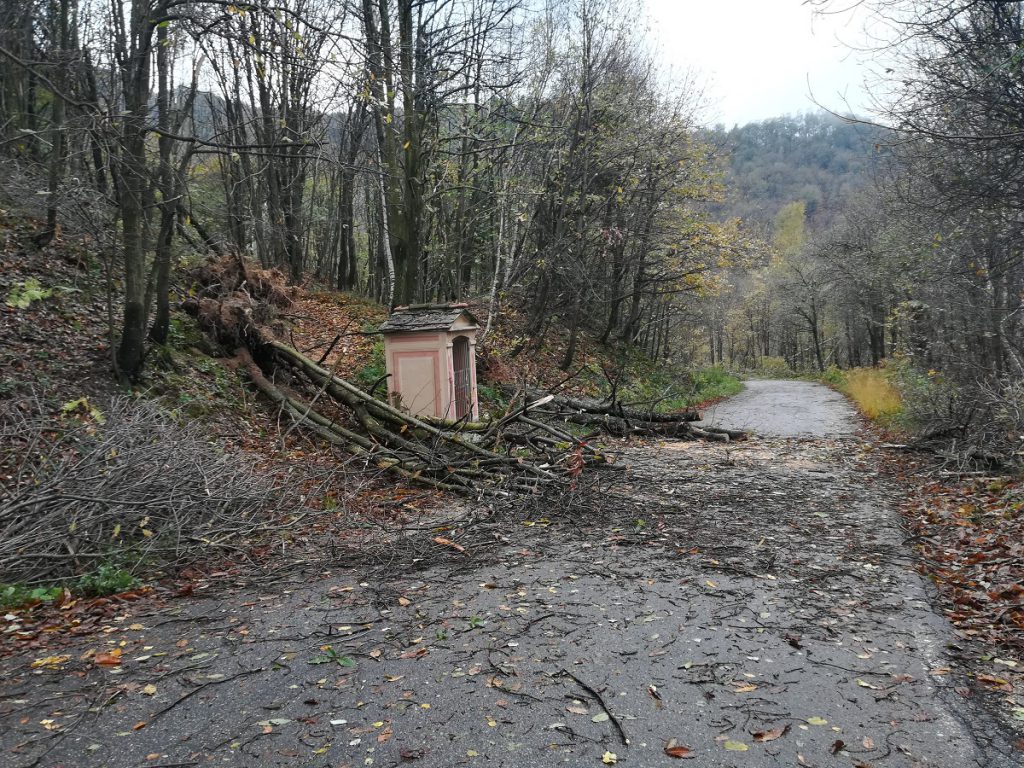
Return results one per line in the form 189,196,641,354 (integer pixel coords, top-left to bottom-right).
75,564,141,597
758,356,792,377
842,367,902,421
0,583,63,609
5,278,54,309
476,383,508,413
354,340,387,393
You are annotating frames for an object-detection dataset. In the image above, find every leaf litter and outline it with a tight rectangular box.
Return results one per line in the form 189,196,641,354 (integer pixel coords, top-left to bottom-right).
1,435,1021,767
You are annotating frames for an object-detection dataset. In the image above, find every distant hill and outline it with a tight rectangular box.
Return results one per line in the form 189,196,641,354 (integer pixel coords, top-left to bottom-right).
708,112,883,233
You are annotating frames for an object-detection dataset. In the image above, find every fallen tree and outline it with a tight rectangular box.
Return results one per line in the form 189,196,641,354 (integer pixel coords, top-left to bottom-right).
182,254,744,494
513,388,746,442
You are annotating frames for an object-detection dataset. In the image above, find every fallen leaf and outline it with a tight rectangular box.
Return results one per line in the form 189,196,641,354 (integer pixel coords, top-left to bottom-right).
863,736,876,749
602,751,617,764
806,716,828,726
141,684,157,696
30,655,71,670
976,674,1011,689
723,740,749,752
95,649,122,666
432,536,466,554
592,712,610,723
398,597,411,607
664,738,694,758
831,739,846,754
377,727,392,743
752,724,790,742
856,678,879,690
566,703,589,715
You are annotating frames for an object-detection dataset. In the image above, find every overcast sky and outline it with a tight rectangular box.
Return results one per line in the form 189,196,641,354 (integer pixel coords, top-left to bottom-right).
643,0,876,127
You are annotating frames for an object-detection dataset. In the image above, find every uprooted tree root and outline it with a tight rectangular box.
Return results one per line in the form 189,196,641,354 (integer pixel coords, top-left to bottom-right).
0,398,323,585
183,255,744,495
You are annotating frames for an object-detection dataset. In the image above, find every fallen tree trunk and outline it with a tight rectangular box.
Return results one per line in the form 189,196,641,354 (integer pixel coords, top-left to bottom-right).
519,388,703,423
183,256,746,496
542,409,744,441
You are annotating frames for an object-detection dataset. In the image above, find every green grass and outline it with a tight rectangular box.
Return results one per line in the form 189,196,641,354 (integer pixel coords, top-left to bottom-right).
618,363,743,413
686,367,745,407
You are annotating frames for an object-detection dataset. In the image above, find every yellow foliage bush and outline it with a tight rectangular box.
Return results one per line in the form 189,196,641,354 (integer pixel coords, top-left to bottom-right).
842,368,902,420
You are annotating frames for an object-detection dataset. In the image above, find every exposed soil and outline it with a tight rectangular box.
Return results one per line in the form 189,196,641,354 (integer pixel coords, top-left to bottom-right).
2,382,1021,768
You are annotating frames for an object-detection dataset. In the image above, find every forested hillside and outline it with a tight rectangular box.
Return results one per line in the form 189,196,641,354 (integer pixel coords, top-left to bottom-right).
710,112,880,232
0,0,1020,467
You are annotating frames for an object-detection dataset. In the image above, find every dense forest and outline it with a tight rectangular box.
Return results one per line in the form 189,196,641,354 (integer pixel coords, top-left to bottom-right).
0,0,1021,456
0,0,735,381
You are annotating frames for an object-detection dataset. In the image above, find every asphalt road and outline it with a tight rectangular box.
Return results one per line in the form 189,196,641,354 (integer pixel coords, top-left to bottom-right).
697,379,859,437
2,381,1020,768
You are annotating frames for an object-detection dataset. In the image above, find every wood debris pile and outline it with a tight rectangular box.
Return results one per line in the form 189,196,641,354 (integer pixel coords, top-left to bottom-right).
184,257,744,494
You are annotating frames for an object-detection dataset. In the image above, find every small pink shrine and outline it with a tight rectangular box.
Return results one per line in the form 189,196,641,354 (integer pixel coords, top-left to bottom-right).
379,304,480,421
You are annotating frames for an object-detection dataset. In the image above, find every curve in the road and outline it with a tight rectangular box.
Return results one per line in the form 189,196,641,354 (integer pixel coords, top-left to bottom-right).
696,378,859,437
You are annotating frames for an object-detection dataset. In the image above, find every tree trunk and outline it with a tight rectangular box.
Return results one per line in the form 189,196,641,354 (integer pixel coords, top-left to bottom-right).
114,0,155,381
149,20,174,344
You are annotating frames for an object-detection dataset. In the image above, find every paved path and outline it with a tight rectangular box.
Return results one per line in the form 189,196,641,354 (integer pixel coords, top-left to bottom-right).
697,379,858,437
2,382,1019,768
